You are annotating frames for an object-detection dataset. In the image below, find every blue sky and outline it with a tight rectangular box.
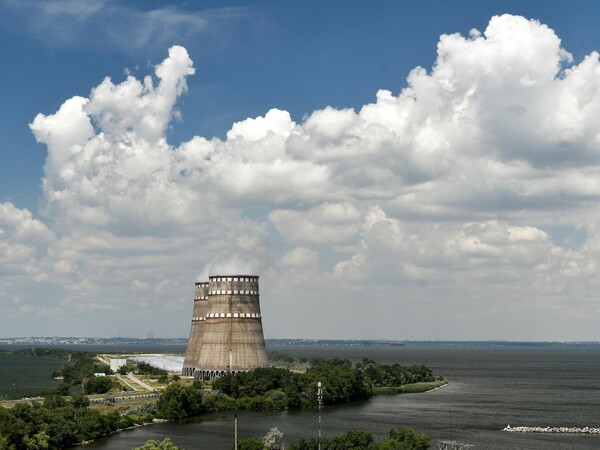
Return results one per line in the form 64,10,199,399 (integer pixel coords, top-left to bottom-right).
4,0,600,208
3,1,600,339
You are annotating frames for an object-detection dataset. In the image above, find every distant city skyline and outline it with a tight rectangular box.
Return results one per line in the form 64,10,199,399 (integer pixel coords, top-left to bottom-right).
3,1,600,340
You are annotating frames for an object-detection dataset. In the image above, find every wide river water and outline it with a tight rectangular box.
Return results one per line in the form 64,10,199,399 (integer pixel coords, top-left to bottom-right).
72,343,600,449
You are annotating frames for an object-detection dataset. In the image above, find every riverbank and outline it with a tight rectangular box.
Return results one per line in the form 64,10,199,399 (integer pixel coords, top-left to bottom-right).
2,346,445,449
373,379,447,395
424,381,448,392
73,379,446,448
78,344,600,450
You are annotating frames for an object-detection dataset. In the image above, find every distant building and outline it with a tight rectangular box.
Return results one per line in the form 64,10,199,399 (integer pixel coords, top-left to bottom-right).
183,275,269,379
110,358,127,372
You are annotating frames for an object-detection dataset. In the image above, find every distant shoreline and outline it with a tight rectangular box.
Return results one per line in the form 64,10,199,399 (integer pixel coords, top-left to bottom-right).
3,337,600,348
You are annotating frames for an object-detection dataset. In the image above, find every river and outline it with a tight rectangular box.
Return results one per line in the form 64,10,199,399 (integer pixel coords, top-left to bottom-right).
77,343,600,449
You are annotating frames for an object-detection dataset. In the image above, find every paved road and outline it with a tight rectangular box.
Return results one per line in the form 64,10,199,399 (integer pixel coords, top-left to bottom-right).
96,355,110,365
116,374,139,392
126,373,155,392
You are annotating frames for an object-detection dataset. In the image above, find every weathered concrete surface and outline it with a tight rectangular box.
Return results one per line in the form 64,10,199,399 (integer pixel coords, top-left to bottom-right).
183,275,268,379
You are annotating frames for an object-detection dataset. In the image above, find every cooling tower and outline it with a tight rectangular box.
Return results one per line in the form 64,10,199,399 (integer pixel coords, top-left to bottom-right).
182,275,268,379
182,282,208,374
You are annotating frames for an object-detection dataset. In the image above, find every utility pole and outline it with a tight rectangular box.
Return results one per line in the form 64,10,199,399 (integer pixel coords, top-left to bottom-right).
234,414,238,450
317,381,323,450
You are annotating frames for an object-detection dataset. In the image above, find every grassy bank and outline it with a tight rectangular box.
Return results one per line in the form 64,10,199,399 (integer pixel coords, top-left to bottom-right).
373,379,448,395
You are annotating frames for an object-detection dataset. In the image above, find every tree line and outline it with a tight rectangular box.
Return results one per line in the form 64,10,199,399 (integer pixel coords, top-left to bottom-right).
0,395,143,449
154,358,442,420
131,426,431,450
0,354,443,449
209,357,440,411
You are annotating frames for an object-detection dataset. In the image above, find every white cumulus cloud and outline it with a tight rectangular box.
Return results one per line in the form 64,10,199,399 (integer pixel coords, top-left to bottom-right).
5,14,600,339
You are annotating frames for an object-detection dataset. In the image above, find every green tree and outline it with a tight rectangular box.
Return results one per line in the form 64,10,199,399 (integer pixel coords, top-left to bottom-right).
158,374,169,383
0,412,23,450
46,411,78,448
74,409,110,441
376,427,430,450
56,383,71,396
157,384,204,420
288,438,314,450
71,392,90,408
11,403,43,436
289,427,430,450
236,437,265,450
23,431,50,450
136,362,168,377
84,376,113,394
43,395,67,409
57,352,99,388
132,438,180,450
290,430,374,450
330,430,373,449
0,433,13,450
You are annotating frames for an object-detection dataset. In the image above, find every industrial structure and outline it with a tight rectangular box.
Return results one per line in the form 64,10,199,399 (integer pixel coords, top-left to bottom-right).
109,358,127,373
182,275,269,379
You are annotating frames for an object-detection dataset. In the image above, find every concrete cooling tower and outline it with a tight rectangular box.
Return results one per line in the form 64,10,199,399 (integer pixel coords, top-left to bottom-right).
182,275,269,379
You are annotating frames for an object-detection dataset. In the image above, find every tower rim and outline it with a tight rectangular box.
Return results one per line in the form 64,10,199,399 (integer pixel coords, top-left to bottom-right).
208,274,259,279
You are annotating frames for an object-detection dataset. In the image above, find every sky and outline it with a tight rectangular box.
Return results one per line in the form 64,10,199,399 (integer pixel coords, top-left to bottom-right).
3,1,600,340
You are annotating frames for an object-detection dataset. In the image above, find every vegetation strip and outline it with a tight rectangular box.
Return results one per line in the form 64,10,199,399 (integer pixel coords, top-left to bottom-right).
132,426,432,450
0,349,444,449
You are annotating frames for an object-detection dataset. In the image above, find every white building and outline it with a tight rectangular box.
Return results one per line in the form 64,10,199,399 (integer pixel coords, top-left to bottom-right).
110,358,127,372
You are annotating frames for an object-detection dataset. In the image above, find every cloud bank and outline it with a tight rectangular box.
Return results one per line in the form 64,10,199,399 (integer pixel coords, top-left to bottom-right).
4,14,600,339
